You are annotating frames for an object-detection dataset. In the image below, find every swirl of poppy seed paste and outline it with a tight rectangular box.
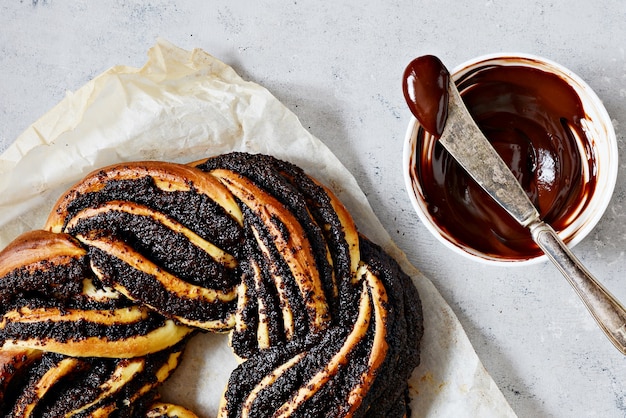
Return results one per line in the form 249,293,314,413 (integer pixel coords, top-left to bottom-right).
0,152,423,417
0,230,195,417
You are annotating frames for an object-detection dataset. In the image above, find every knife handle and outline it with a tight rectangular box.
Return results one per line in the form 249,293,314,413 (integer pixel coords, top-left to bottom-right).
530,221,626,355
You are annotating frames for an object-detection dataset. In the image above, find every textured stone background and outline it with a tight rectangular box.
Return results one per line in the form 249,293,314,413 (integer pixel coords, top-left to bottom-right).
2,1,626,417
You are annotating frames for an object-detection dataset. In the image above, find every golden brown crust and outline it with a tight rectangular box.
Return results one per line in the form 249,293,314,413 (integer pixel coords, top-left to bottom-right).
45,161,243,233
145,402,200,418
0,311,193,358
314,179,361,282
0,230,193,359
0,230,85,278
44,161,244,332
211,168,332,335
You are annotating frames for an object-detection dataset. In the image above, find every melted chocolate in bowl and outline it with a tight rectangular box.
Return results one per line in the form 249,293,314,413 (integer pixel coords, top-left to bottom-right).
405,55,617,262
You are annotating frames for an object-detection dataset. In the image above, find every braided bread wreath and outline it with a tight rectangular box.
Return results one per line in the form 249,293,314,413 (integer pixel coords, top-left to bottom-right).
0,152,423,417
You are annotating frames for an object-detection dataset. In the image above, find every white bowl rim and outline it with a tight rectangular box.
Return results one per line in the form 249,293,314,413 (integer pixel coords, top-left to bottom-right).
402,52,619,266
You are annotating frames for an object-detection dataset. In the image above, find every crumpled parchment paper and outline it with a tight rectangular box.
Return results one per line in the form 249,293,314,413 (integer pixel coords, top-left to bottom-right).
0,39,516,418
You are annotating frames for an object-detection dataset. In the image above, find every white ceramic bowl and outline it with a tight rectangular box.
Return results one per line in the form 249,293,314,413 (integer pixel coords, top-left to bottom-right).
403,53,618,265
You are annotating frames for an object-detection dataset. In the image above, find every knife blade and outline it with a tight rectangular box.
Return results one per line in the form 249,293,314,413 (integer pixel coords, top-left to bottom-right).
438,80,541,228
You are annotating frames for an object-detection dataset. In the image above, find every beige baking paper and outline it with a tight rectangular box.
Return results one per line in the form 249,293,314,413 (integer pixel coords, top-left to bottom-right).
0,39,516,418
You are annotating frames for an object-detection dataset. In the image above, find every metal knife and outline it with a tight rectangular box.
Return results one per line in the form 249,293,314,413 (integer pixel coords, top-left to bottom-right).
440,78,626,354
